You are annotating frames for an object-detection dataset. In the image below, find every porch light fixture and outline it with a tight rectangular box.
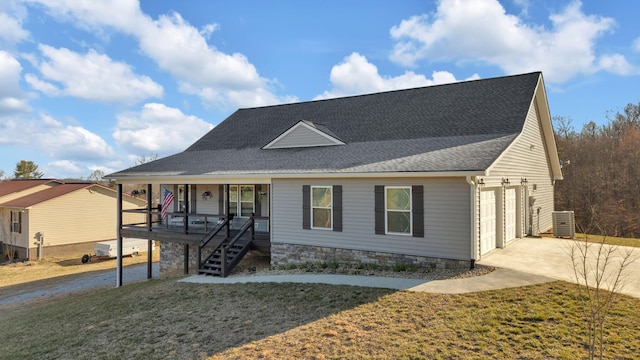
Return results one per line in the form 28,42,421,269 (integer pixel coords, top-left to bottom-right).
501,177,510,185
521,177,528,185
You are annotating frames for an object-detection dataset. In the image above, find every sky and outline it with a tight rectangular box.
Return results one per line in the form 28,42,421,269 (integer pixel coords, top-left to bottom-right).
0,0,638,179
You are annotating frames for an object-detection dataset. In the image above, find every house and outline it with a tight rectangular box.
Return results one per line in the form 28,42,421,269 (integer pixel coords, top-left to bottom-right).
107,72,562,277
0,180,146,260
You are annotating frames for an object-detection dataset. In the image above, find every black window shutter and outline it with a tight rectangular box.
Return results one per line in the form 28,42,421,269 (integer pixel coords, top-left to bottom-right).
218,184,224,215
254,184,262,216
333,185,342,232
375,185,385,235
412,185,424,237
19,212,21,233
302,185,310,229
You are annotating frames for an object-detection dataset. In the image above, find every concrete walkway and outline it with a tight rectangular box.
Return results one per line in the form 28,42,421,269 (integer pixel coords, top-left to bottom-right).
479,237,640,298
182,237,639,298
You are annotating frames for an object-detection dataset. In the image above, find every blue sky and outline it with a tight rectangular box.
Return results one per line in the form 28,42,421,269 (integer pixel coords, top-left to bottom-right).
0,0,638,179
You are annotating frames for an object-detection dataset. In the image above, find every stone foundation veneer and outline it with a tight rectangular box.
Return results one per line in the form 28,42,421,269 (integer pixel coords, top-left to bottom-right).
160,242,199,275
271,242,470,269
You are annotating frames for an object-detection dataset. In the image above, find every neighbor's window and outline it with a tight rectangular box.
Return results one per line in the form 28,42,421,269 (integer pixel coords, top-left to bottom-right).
10,210,21,233
311,186,332,229
385,187,411,235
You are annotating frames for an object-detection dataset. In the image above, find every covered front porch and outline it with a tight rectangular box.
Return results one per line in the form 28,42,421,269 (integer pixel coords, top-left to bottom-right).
115,182,271,285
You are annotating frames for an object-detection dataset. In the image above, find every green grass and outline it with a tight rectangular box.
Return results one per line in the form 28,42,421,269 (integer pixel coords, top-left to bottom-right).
1,279,639,359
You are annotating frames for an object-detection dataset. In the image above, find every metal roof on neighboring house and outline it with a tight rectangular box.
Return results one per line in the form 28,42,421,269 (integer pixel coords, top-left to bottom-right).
0,179,62,198
108,72,544,179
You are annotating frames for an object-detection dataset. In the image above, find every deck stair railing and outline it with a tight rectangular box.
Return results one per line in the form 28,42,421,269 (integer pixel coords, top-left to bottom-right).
197,214,254,277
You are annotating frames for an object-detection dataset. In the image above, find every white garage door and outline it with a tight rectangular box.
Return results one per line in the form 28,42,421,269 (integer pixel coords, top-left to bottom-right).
505,188,517,242
480,190,497,255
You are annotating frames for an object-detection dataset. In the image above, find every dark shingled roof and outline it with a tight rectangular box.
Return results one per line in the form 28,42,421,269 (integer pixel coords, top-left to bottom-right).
109,72,541,178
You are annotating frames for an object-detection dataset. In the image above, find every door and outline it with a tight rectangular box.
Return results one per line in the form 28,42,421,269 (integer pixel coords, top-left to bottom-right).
505,188,517,242
480,189,497,255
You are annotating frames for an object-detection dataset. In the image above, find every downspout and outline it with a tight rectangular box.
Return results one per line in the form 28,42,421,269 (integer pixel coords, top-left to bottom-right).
466,176,477,269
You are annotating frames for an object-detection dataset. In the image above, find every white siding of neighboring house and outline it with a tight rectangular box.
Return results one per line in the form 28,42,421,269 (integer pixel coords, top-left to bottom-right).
27,187,145,251
487,99,556,238
272,177,471,261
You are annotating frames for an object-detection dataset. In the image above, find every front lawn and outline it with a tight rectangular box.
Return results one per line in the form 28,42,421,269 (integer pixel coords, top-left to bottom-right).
0,279,638,359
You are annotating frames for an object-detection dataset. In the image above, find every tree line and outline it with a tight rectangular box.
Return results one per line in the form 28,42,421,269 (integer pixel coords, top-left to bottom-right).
554,101,640,237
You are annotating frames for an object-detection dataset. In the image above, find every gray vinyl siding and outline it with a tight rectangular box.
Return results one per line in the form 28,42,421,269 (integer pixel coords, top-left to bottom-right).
488,100,555,234
268,125,336,148
272,177,471,260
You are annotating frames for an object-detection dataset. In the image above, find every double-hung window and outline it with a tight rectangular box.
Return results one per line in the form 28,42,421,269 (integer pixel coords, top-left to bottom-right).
10,210,21,233
311,186,332,229
385,187,412,235
303,185,342,232
375,185,423,237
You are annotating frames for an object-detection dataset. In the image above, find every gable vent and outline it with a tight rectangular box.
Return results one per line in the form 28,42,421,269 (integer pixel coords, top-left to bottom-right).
262,120,345,149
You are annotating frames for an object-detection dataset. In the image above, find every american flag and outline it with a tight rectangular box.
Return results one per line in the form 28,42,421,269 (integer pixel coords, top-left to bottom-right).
161,188,174,219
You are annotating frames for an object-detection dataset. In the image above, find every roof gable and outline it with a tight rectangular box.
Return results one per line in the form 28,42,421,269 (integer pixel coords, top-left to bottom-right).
263,120,345,149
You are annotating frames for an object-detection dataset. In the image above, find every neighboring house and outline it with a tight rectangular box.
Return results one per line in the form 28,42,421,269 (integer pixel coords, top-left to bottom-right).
108,72,562,276
0,180,146,260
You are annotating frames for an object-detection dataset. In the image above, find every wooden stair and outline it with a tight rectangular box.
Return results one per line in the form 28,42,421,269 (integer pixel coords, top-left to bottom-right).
199,238,251,276
197,214,255,277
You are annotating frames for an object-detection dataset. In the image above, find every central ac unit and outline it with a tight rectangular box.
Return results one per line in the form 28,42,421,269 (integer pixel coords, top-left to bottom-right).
552,211,575,238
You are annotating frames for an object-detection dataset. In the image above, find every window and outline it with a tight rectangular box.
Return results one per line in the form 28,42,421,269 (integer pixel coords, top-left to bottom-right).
10,210,21,233
375,185,423,237
385,187,412,235
311,186,332,229
229,185,254,217
302,185,342,231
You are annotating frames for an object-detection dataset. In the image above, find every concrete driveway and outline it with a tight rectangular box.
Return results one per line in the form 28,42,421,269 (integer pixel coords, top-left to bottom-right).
478,237,640,298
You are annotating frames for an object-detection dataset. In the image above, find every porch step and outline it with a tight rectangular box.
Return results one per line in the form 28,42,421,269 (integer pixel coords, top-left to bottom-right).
198,240,251,277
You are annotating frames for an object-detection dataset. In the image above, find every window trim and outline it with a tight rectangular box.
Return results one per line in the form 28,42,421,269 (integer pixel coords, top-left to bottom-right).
384,186,412,236
311,186,333,230
10,210,22,234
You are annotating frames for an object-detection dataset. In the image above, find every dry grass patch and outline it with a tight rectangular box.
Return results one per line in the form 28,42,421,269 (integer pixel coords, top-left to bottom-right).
0,279,639,359
573,233,640,248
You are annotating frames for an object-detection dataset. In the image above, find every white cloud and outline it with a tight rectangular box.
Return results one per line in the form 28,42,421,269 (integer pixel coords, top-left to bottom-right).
25,0,296,109
0,51,30,114
33,114,117,160
113,103,214,155
25,45,163,104
315,53,479,100
389,0,637,83
633,37,640,52
0,113,116,161
45,160,83,178
0,12,29,45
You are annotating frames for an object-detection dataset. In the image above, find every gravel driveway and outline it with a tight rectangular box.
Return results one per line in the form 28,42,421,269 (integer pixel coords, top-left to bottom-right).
0,263,159,306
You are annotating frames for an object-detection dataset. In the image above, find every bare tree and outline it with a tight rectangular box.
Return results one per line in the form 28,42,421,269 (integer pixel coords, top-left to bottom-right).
0,212,18,263
87,169,105,182
135,154,159,166
567,224,637,359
